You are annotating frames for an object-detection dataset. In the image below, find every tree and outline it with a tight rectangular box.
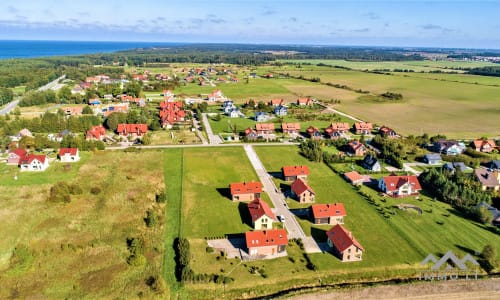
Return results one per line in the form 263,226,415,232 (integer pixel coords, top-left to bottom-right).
105,112,127,131
57,86,71,103
82,106,93,114
480,244,497,273
124,81,143,97
0,87,14,104
474,205,493,224
142,132,152,145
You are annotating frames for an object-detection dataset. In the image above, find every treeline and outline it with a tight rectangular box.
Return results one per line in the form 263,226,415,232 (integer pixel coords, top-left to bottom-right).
467,66,500,77
0,59,62,89
370,135,405,168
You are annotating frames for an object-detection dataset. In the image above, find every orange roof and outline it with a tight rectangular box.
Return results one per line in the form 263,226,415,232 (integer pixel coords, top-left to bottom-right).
282,165,310,177
326,122,350,132
244,127,257,136
248,198,276,222
311,203,346,219
348,140,365,151
245,229,287,248
270,98,284,105
255,123,275,131
117,124,148,134
281,123,300,131
297,97,312,104
86,125,106,140
230,181,262,195
381,174,422,192
354,122,373,131
58,148,78,156
379,126,395,134
291,178,315,195
472,139,496,149
306,126,319,133
327,224,363,252
343,171,364,183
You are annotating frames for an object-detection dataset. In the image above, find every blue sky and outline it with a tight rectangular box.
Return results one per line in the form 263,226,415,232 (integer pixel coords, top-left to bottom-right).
1,0,499,49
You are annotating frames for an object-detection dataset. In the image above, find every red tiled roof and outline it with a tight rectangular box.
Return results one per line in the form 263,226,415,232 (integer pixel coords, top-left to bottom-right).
472,139,496,149
86,125,106,140
58,148,78,156
245,229,287,248
20,154,46,164
270,98,284,105
230,181,262,195
306,126,319,134
311,203,346,219
348,140,365,151
325,122,350,133
291,178,315,196
244,127,257,136
255,123,275,131
297,97,312,104
343,171,364,183
354,122,373,131
382,175,422,192
379,126,395,135
248,198,276,222
281,123,300,131
117,124,148,135
326,224,363,252
282,165,310,177
10,148,27,158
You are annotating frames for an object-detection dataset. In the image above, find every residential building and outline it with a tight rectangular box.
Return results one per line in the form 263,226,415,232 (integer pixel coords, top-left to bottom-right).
245,229,288,257
281,123,301,136
291,178,316,203
255,123,275,135
248,198,276,230
282,165,310,181
269,98,285,106
255,111,269,122
325,122,350,139
442,162,467,173
7,148,27,165
311,203,346,225
474,168,500,192
471,139,497,153
353,122,373,135
86,125,107,141
347,140,367,157
326,224,364,262
159,101,186,128
306,126,322,140
230,181,262,201
227,108,241,118
432,140,465,156
489,160,500,170
244,128,259,141
362,154,381,171
343,171,365,185
58,148,80,163
379,126,397,138
378,174,422,197
274,105,288,116
19,154,49,171
297,97,313,106
423,153,442,165
116,124,148,138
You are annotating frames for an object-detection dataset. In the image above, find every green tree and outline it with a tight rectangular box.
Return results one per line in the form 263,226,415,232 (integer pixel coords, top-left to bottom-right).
82,105,93,114
105,112,127,131
480,244,497,273
57,86,71,103
0,87,14,104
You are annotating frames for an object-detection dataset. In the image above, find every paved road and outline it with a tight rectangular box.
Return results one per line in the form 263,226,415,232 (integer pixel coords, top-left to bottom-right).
37,75,66,91
192,111,208,145
0,99,20,115
104,141,299,151
201,113,223,144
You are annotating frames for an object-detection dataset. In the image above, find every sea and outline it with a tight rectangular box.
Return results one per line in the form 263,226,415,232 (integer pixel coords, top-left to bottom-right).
0,40,184,60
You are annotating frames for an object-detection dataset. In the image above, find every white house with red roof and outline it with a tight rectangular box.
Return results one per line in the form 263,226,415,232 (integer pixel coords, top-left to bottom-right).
7,148,27,165
378,174,422,197
19,154,49,171
58,148,80,163
326,224,364,262
207,89,225,102
291,178,316,203
311,203,346,225
245,229,288,257
282,165,309,181
230,181,262,202
297,97,313,106
281,123,300,136
248,198,276,230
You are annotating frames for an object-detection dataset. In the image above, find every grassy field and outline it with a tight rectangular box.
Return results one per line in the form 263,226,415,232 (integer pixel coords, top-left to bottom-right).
0,150,167,299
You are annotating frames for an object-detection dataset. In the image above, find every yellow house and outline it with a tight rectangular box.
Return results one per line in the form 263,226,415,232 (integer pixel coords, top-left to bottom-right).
326,224,364,262
248,198,276,230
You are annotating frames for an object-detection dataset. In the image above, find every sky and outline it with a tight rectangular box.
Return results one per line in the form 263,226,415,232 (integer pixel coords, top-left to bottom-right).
0,0,499,49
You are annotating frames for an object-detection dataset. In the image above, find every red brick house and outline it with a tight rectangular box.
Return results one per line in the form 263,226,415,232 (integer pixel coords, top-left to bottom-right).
347,140,367,156
281,123,300,136
325,122,350,139
255,123,275,135
311,203,346,225
378,174,422,197
291,178,316,203
379,126,397,138
85,125,107,141
471,139,497,153
245,229,288,257
248,198,276,230
353,122,373,135
7,148,27,165
306,126,322,140
282,165,310,181
230,181,262,202
326,224,364,262
116,124,148,138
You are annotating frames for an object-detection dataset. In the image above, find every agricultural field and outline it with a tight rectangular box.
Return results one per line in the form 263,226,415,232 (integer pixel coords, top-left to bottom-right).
0,150,167,299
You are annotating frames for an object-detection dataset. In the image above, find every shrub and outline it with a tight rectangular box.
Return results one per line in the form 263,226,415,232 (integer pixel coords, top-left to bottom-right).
9,244,34,273
69,183,83,195
144,210,158,227
156,191,167,203
480,244,497,273
206,246,214,253
90,186,101,195
48,181,71,203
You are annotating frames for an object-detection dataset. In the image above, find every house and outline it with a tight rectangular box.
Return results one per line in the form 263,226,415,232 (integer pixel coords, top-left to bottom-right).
282,165,310,181
207,89,225,102
71,86,85,95
132,74,148,81
159,101,186,128
255,111,269,122
255,123,275,135
423,153,442,165
489,160,500,170
379,126,397,138
432,140,465,155
52,129,72,142
281,123,300,136
306,126,322,140
311,203,346,225
274,105,288,116
353,122,373,135
64,106,83,116
116,124,148,138
7,148,27,165
297,97,313,106
222,100,234,113
244,128,259,141
227,108,241,118
471,139,497,153
343,171,365,185
248,198,276,230
291,178,316,203
347,140,367,157
325,122,350,139
269,98,285,106
16,128,33,140
474,168,500,192
362,154,381,171
19,154,49,171
378,174,422,197
230,181,262,201
58,148,80,162
264,73,274,79
121,95,145,107
326,224,363,262
245,229,287,257
442,162,467,173
85,125,107,141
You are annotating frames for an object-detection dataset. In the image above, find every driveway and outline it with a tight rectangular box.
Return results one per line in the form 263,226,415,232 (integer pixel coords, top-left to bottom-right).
201,113,223,144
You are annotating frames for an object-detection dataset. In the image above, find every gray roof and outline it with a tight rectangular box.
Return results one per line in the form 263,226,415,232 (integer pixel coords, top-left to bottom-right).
442,162,467,172
424,153,442,161
490,160,500,170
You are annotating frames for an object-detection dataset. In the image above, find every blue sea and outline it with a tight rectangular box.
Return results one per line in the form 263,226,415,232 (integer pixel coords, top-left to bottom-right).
0,40,184,60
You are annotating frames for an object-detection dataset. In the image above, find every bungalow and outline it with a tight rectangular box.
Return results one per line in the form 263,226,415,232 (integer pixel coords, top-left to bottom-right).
255,123,275,135
159,101,186,128
58,148,80,163
297,97,313,106
432,140,465,156
7,148,27,165
311,203,346,225
362,154,381,171
489,160,500,170
230,181,262,202
291,178,316,203
274,105,288,116
471,139,497,153
326,224,364,262
474,168,500,192
19,154,49,171
379,126,397,138
245,229,287,257
347,140,367,157
248,198,276,230
269,98,285,106
282,165,309,181
306,126,322,140
442,162,467,173
423,153,442,165
244,128,259,141
85,125,107,141
281,123,300,136
325,122,350,139
343,171,365,185
378,174,422,197
116,124,148,138
255,111,269,122
353,122,373,135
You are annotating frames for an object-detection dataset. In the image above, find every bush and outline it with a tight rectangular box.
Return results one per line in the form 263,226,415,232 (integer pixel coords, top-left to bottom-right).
90,186,101,195
9,244,34,272
69,183,83,195
156,191,167,203
48,181,71,203
480,244,497,273
206,246,214,253
144,210,158,227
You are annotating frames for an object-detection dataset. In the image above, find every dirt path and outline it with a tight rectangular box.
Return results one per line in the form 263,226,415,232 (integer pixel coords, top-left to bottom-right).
289,278,500,300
